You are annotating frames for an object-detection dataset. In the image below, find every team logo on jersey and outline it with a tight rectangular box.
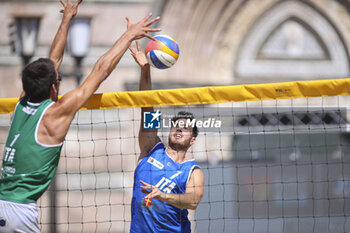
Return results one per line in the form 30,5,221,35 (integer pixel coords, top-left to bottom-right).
22,106,37,115
141,198,153,209
147,157,164,169
143,110,161,129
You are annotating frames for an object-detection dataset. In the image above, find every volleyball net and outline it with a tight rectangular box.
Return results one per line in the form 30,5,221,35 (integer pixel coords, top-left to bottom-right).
0,79,350,232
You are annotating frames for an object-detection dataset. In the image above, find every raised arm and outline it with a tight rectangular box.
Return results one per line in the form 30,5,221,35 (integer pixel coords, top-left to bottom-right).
129,41,160,161
41,14,161,145
19,0,81,99
49,0,82,70
140,168,205,210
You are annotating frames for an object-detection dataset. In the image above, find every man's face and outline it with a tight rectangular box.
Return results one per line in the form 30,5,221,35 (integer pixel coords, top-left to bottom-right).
168,118,195,151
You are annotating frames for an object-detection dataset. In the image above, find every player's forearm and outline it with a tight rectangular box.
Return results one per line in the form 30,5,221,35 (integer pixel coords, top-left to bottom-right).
72,31,133,108
137,43,156,141
161,192,200,210
60,32,134,114
139,66,154,130
139,61,154,121
93,32,134,82
139,65,151,91
49,14,73,70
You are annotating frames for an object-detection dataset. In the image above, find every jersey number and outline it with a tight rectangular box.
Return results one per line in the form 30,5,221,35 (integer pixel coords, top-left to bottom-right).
4,134,20,163
156,177,176,193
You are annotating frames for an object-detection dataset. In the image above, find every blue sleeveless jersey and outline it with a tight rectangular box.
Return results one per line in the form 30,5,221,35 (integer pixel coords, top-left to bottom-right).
130,142,200,233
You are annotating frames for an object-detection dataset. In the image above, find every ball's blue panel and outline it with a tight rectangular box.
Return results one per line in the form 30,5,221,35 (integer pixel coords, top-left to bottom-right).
149,50,169,69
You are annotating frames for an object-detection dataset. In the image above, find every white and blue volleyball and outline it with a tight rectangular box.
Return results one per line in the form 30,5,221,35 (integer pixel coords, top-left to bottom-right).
145,35,180,69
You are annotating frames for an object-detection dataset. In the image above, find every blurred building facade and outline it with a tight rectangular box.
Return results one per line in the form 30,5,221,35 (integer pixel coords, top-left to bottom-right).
1,0,350,97
159,0,350,84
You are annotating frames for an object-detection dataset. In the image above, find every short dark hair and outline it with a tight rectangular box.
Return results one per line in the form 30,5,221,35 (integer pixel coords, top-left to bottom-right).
22,58,56,102
171,111,198,137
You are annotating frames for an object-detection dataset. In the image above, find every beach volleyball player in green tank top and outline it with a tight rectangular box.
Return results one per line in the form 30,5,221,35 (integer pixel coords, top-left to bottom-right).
0,1,161,231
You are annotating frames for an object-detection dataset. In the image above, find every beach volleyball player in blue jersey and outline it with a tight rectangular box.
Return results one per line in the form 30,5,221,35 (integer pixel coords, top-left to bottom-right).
129,41,205,233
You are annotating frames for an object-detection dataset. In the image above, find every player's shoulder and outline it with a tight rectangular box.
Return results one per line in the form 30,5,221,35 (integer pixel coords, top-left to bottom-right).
188,166,205,182
149,141,165,154
42,100,61,119
43,96,69,119
183,158,200,167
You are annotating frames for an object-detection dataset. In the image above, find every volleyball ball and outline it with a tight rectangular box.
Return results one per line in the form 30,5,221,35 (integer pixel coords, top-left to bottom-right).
145,35,179,69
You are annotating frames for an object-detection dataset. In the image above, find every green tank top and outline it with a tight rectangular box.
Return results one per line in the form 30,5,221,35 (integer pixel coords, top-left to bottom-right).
0,97,63,203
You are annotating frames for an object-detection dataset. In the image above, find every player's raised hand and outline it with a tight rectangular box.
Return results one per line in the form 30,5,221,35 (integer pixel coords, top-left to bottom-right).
140,180,165,200
59,0,83,18
129,41,149,68
126,13,161,41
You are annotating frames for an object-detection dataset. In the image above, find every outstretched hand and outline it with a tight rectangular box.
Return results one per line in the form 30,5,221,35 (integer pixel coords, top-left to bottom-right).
59,0,82,18
140,180,165,201
129,41,149,68
126,13,161,41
